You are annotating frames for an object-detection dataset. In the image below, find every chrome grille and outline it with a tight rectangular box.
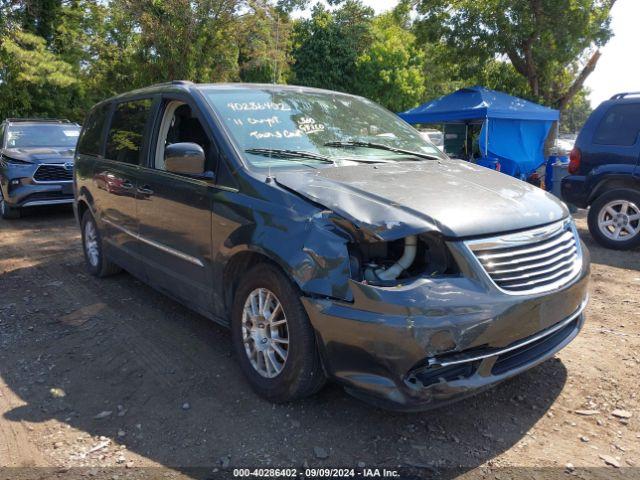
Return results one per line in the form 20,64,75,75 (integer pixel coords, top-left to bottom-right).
466,220,581,294
33,164,73,182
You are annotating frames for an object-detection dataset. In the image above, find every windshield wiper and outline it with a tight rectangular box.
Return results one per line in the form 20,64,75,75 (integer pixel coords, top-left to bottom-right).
324,141,442,161
245,147,398,166
245,148,335,164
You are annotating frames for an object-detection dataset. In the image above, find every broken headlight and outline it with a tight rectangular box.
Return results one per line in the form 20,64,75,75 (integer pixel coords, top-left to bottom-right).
348,233,459,285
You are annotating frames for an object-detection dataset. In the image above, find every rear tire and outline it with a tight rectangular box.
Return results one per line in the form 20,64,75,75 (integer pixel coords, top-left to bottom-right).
231,263,326,402
588,189,640,250
81,210,121,277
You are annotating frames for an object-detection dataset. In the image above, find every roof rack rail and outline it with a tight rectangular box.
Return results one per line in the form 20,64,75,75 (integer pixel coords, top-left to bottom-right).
610,92,640,100
6,118,73,123
145,80,194,89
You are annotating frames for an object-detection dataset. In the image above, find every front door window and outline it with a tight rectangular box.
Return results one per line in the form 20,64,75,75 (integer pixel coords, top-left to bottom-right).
154,101,212,172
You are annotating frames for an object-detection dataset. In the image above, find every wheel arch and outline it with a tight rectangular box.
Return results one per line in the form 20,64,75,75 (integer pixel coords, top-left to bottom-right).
588,175,640,205
75,186,96,224
76,198,90,223
222,247,293,317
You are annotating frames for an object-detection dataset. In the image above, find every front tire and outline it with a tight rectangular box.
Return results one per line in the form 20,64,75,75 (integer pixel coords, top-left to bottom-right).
0,193,20,219
231,263,326,402
80,210,121,277
588,189,640,250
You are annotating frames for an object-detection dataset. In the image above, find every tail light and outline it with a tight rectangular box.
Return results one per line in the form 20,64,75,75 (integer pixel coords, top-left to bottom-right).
568,147,581,174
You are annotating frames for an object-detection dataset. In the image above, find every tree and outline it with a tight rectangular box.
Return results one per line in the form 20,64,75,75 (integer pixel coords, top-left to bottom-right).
0,0,613,126
237,1,292,83
355,12,425,111
20,0,63,44
109,0,242,85
414,0,616,110
0,29,80,119
560,89,592,133
291,1,374,93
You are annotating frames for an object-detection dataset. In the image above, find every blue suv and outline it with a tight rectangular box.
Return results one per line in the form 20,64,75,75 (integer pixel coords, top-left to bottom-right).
562,92,640,250
0,118,81,219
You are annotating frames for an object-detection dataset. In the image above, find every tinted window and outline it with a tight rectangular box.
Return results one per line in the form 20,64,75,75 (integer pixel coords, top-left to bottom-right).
78,104,110,156
105,99,153,164
593,104,640,146
5,124,80,148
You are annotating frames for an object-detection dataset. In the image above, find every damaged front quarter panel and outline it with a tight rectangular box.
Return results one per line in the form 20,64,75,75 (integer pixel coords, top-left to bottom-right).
217,185,357,302
288,206,434,302
260,174,446,303
293,209,354,301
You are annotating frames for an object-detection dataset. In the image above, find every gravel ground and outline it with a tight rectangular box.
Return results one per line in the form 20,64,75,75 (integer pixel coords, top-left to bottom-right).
0,206,638,479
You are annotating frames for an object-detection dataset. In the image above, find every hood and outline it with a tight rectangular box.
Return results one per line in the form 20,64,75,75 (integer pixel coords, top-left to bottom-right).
275,159,568,240
1,147,75,164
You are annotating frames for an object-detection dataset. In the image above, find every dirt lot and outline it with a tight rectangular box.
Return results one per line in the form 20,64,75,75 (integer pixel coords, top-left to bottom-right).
0,206,638,479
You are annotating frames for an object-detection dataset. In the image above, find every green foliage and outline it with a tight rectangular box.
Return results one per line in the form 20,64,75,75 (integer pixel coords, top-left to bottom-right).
561,89,592,133
291,1,374,93
109,0,242,85
21,0,63,43
354,13,425,111
0,29,82,120
414,0,615,109
0,0,615,125
238,3,292,83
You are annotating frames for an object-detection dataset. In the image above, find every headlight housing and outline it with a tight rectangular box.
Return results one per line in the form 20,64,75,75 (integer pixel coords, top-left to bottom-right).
348,232,459,285
1,156,32,166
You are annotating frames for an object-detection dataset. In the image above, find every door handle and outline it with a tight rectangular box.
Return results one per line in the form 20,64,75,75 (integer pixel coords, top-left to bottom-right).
137,185,154,196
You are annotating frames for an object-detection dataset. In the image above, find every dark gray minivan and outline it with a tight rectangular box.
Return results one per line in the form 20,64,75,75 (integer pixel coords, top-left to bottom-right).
74,82,590,410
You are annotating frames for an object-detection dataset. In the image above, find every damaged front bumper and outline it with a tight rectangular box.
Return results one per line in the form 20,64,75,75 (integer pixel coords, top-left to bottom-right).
302,241,590,411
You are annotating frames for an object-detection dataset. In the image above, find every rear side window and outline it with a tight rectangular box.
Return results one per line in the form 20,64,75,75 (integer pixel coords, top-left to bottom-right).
593,104,640,146
78,104,110,156
105,99,153,164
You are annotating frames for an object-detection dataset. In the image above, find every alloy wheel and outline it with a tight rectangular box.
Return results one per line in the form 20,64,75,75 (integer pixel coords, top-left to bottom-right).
241,287,289,378
597,200,640,241
84,219,100,267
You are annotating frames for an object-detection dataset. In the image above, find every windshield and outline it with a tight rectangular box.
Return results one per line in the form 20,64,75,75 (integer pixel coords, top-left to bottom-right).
5,124,80,148
202,87,447,170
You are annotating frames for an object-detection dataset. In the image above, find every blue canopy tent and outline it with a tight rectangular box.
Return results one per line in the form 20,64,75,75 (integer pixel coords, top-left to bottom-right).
398,86,560,179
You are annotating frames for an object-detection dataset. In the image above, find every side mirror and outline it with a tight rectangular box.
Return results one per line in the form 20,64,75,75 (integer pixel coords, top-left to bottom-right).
164,142,205,175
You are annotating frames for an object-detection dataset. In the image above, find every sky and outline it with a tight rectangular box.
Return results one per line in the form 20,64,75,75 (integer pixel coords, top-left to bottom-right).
299,0,639,108
584,0,640,107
